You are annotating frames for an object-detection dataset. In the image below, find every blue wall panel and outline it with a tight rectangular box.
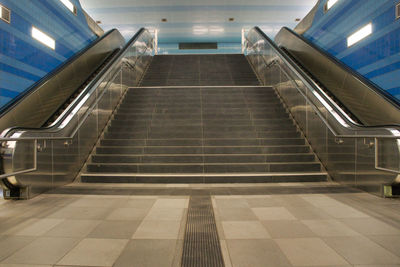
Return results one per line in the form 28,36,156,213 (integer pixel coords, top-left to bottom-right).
0,0,97,110
303,0,400,103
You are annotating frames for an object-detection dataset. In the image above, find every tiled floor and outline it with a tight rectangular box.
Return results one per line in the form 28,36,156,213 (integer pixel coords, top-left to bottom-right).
0,183,400,267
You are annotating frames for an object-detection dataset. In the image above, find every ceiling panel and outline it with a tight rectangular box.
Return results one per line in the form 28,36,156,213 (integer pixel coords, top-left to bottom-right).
80,0,317,43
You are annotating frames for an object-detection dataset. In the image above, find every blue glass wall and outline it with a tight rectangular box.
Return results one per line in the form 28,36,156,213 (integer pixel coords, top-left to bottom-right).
303,0,400,103
0,0,97,109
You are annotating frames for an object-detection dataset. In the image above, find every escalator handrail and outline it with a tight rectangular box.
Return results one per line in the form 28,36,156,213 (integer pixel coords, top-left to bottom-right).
0,29,118,116
281,26,400,108
247,26,400,139
0,27,152,140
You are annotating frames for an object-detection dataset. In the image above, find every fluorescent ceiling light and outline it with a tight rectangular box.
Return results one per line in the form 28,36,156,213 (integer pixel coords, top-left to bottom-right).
60,0,75,13
193,27,208,35
209,27,225,33
347,23,372,47
32,27,55,50
326,0,339,10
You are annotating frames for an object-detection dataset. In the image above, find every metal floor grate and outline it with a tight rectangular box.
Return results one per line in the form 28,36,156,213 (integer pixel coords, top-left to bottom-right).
181,196,225,267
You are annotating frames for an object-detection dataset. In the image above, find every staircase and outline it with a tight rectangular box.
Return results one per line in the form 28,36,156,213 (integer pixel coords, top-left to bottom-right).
80,54,327,183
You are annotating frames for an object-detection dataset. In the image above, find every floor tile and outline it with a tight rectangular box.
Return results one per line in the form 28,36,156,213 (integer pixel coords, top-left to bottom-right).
58,238,128,266
47,206,111,220
322,205,370,219
324,236,400,265
302,219,361,237
262,220,316,238
340,217,400,235
152,198,188,209
143,208,185,221
216,199,250,209
271,195,311,207
226,239,291,267
44,219,101,237
68,197,122,208
217,208,258,221
368,235,400,257
88,220,141,239
122,199,156,209
285,205,332,220
132,220,181,239
301,195,344,207
222,221,270,239
0,236,35,261
275,238,349,266
252,207,296,221
106,208,150,221
113,239,177,267
245,197,279,207
2,237,79,265
5,218,63,236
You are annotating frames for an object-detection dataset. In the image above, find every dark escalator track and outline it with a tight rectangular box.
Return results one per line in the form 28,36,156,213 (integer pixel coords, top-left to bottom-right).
81,54,328,183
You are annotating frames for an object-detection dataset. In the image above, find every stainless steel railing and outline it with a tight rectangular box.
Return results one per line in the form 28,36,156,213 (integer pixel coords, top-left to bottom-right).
0,28,154,198
245,27,400,195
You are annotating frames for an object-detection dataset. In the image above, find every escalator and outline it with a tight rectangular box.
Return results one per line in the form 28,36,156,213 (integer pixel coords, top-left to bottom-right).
0,26,399,199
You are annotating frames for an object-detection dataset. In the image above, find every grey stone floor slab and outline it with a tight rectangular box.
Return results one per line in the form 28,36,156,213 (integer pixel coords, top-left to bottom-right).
44,219,101,238
88,220,142,239
368,235,400,257
302,219,361,237
324,236,400,265
2,237,79,265
47,206,112,220
252,207,296,220
217,208,258,221
222,221,270,239
262,220,316,238
340,217,400,236
4,218,63,236
0,236,35,261
58,238,128,266
106,207,150,221
113,239,178,267
132,220,182,239
275,238,350,266
227,239,291,267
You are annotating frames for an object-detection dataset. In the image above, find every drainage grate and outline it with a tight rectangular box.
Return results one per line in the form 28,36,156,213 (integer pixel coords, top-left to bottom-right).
181,196,225,267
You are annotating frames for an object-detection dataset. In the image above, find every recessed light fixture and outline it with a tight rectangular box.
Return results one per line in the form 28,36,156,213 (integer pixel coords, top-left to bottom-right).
161,18,167,22
347,23,372,47
324,0,339,12
0,4,11,23
193,26,208,35
229,18,234,22
32,27,56,50
60,0,77,14
209,26,225,33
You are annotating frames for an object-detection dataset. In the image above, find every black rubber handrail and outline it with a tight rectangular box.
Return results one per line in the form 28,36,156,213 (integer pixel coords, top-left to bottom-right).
0,29,118,116
281,26,400,108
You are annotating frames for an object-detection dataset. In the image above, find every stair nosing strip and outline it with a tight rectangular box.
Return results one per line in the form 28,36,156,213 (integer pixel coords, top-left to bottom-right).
81,172,328,177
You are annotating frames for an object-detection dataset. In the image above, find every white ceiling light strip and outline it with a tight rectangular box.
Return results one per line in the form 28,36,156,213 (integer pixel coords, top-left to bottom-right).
32,27,56,50
347,23,372,47
60,0,76,14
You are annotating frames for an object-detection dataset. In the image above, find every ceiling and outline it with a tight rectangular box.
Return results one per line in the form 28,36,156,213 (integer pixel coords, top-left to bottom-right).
80,0,317,43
